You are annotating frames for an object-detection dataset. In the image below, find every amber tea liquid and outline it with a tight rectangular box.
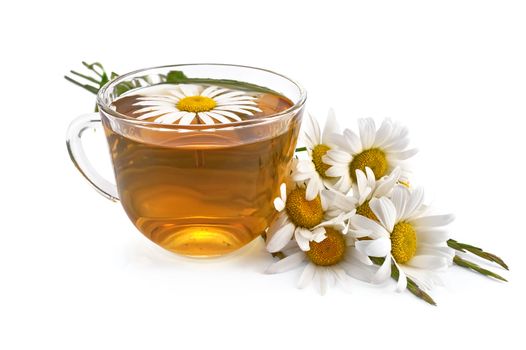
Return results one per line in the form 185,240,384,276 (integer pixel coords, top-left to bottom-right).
105,84,300,257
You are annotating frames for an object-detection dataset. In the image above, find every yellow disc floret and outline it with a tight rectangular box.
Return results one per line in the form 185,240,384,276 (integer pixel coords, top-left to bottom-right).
356,200,378,221
177,96,217,113
312,144,331,178
306,227,347,266
285,188,324,229
390,222,417,264
350,148,388,182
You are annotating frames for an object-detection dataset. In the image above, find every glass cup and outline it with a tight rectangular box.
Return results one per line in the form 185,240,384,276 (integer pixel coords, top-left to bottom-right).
67,64,306,257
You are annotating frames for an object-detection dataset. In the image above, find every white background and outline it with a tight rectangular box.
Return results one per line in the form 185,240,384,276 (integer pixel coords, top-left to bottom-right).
1,1,525,349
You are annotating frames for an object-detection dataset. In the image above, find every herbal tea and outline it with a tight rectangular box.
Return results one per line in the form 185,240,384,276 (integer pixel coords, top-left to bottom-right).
106,83,300,257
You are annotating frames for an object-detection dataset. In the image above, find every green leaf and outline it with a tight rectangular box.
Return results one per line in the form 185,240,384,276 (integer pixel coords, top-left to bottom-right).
164,70,280,95
166,70,189,83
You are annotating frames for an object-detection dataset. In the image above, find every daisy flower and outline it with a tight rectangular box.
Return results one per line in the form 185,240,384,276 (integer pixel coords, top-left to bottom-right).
323,118,417,192
132,84,262,125
266,226,376,295
291,109,342,200
352,185,455,291
352,166,401,221
266,183,350,253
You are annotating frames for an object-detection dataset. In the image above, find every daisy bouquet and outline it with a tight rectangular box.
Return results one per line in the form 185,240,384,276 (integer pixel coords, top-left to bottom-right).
67,62,508,305
265,110,508,304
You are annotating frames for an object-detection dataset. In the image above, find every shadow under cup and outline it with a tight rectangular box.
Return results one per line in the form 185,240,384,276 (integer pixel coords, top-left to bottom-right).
80,64,306,257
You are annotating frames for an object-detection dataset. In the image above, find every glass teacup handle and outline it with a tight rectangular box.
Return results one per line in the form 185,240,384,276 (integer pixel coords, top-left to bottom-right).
66,113,119,202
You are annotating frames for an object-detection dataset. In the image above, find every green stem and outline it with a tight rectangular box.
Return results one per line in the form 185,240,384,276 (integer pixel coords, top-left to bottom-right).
69,70,100,84
370,257,436,306
448,239,508,270
295,147,307,152
64,76,99,94
453,255,507,282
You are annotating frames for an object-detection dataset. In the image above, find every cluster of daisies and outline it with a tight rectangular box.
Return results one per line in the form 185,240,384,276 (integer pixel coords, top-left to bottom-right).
264,110,456,296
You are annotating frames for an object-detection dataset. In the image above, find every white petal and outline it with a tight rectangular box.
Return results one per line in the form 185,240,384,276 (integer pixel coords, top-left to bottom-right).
351,215,390,238
305,176,322,201
266,216,295,253
317,268,328,295
406,255,449,270
303,112,321,148
265,251,306,274
411,214,455,228
179,84,199,97
355,237,391,257
210,109,242,121
390,185,410,221
358,118,376,150
373,167,401,198
402,187,425,219
295,228,311,251
321,108,341,146
389,148,418,160
332,267,353,292
347,246,373,265
194,112,213,125
373,256,392,283
273,197,285,212
369,197,396,232
155,111,186,124
179,112,197,125
280,183,287,201
206,111,235,123
416,229,449,244
343,128,362,154
135,107,177,120
297,263,316,289
393,260,407,292
373,119,393,148
355,169,369,198
323,149,352,165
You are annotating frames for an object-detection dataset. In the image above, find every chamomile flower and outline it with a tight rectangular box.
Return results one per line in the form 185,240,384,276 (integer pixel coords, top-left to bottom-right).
353,185,455,291
352,166,401,221
323,118,417,192
292,109,342,200
266,183,349,253
132,84,261,125
266,227,376,295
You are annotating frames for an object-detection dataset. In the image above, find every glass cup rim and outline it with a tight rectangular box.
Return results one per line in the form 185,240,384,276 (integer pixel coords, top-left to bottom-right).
96,63,307,130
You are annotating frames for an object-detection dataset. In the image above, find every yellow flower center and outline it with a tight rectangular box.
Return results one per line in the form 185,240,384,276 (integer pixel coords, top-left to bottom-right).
306,227,347,266
391,222,417,264
285,188,324,229
312,144,331,178
356,200,378,221
350,148,388,182
177,96,217,113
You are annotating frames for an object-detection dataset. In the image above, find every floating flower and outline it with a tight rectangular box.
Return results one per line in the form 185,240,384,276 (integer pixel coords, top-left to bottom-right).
353,186,455,291
292,110,341,200
132,84,262,125
266,226,375,295
267,183,349,253
323,118,417,192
